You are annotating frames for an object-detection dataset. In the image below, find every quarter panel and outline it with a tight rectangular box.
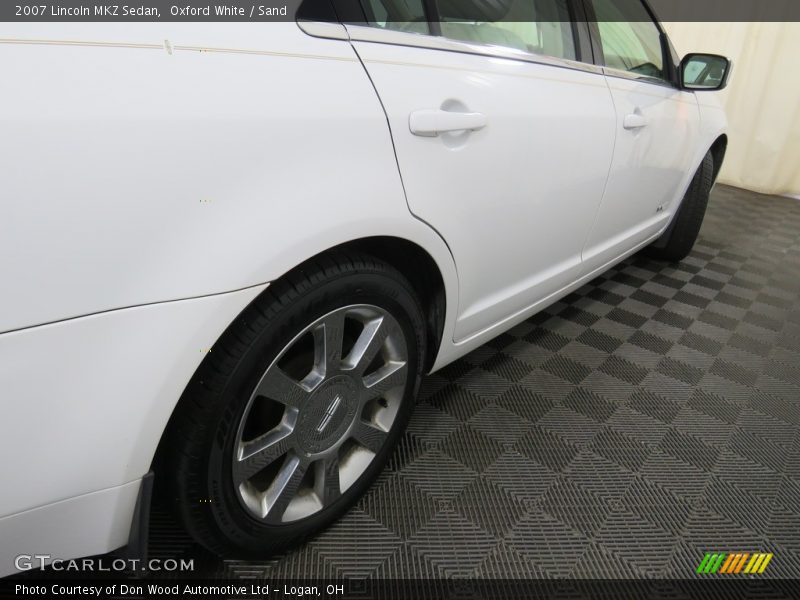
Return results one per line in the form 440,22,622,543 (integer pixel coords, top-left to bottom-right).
0,23,451,333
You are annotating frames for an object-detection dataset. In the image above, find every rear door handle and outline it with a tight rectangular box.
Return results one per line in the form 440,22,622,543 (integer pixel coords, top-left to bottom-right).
623,113,648,130
409,109,487,137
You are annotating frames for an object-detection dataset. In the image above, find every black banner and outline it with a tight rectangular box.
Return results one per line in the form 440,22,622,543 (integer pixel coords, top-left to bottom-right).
2,1,302,21
2,0,800,22
3,578,800,600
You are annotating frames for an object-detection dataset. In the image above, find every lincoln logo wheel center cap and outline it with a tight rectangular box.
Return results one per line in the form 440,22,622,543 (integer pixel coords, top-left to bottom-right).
295,375,358,455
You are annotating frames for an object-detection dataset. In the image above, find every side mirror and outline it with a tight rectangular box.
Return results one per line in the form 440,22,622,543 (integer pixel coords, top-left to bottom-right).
680,53,732,91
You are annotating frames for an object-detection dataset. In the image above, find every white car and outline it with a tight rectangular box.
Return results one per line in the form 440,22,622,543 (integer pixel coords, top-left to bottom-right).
0,0,730,575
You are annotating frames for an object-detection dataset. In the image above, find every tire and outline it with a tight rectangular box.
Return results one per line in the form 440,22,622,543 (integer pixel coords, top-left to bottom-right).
645,151,715,262
162,251,426,556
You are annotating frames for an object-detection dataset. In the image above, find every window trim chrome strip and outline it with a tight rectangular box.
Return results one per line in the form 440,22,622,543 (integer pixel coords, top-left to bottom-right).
297,20,682,90
601,64,680,90
341,24,604,76
297,20,350,41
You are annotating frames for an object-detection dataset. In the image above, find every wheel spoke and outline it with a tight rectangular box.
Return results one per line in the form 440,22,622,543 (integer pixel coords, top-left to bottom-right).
362,361,408,401
233,304,409,523
346,317,387,375
316,455,342,505
264,454,306,522
254,366,309,408
233,429,293,487
351,421,389,454
313,311,345,376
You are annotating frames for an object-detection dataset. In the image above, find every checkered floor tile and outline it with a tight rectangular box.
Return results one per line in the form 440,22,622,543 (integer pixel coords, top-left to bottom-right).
149,185,800,579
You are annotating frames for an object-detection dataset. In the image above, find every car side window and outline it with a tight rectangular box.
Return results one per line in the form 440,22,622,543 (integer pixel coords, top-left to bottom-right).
590,0,665,81
360,0,430,35
436,0,576,61
358,0,577,62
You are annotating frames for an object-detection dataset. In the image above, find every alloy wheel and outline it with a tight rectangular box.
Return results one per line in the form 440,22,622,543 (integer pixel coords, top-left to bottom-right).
233,304,408,523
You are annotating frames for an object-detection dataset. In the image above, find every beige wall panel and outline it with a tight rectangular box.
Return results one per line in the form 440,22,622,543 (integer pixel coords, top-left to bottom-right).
664,22,800,196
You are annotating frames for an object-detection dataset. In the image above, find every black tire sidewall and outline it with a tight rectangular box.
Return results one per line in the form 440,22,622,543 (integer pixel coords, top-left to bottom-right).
646,151,714,262
189,264,425,555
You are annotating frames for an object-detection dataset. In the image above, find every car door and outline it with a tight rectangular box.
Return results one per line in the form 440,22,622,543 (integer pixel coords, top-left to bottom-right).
346,0,617,343
581,0,702,271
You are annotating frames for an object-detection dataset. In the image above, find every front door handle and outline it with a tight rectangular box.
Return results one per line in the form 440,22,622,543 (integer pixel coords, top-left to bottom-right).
623,113,648,130
409,109,487,137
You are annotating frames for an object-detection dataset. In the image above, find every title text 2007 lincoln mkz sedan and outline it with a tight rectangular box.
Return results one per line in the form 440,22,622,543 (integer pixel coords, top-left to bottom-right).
0,0,730,575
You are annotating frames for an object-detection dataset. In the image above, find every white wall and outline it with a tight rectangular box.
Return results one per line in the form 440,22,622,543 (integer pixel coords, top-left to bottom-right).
663,22,800,197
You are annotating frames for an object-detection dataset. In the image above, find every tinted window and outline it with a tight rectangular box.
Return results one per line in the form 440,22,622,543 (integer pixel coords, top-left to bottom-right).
591,0,665,80
360,0,430,35
359,0,576,61
437,0,576,61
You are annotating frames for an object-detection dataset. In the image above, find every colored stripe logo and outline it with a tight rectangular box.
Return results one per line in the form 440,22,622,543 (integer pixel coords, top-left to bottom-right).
696,552,773,574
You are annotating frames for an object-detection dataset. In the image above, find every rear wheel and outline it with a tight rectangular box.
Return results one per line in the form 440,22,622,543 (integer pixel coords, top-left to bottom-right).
646,151,715,262
163,252,425,556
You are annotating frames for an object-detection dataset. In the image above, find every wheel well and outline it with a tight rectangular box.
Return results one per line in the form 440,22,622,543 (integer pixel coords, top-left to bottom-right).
336,237,446,373
709,135,727,184
150,236,447,486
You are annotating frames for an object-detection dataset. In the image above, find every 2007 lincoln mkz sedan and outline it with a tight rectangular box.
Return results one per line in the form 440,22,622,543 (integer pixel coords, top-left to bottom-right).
0,0,731,574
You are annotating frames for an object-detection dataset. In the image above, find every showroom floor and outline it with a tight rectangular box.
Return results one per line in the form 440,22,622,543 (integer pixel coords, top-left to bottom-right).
150,185,800,579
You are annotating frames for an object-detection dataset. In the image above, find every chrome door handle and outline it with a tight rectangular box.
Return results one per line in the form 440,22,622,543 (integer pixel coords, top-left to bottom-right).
623,113,648,130
409,109,487,137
